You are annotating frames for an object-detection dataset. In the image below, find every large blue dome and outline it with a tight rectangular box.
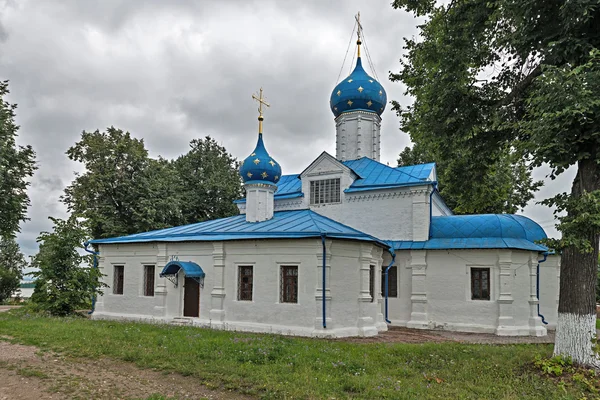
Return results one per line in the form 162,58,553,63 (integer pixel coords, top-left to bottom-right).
239,133,282,186
330,57,387,118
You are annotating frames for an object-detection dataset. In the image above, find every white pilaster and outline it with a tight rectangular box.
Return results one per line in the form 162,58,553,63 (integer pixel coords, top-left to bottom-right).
209,242,226,326
407,250,429,329
357,243,377,336
496,250,517,335
245,183,276,222
93,251,106,314
335,110,381,161
153,243,168,317
411,188,431,241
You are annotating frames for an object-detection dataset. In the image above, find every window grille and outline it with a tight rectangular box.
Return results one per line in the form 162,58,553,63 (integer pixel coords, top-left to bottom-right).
143,265,155,297
113,265,124,295
280,266,298,303
471,268,490,300
238,266,253,301
310,178,341,205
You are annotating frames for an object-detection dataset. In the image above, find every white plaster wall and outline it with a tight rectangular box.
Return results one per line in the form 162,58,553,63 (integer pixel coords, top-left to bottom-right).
539,254,560,328
94,238,385,338
335,111,382,162
385,249,549,335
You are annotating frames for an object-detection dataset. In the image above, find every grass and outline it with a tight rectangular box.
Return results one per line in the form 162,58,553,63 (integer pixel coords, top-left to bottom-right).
0,310,592,399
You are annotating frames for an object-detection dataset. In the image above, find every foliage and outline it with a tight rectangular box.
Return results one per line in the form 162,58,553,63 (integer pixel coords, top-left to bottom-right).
534,355,599,395
0,81,37,238
174,137,242,225
63,128,242,239
0,312,590,399
29,217,105,316
0,238,27,303
535,355,574,377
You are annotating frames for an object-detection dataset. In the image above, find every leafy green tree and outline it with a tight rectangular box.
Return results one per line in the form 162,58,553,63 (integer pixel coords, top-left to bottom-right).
0,238,27,303
174,137,242,225
392,0,599,366
0,81,36,238
63,127,183,239
30,217,105,316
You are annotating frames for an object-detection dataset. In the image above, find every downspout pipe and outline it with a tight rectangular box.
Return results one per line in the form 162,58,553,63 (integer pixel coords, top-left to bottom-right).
320,234,327,329
83,241,99,315
537,252,549,325
384,244,396,324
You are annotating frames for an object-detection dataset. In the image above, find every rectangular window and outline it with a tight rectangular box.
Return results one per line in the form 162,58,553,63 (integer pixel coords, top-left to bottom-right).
471,268,490,300
381,266,398,298
369,265,375,302
113,265,124,295
281,266,298,303
238,266,253,301
310,178,341,205
143,265,155,297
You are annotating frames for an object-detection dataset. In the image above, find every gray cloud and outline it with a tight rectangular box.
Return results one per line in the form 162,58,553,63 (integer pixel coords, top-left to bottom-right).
0,0,570,258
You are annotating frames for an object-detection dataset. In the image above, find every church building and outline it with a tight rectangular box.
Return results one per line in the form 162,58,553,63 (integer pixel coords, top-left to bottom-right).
89,21,560,338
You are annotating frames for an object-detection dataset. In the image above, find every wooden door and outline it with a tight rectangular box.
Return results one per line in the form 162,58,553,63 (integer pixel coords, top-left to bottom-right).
183,277,200,317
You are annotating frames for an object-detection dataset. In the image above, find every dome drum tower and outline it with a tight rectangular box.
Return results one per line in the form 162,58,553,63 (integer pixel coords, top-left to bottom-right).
330,15,386,162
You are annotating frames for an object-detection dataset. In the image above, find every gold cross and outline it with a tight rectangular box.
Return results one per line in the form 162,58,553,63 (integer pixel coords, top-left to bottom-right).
252,88,270,134
355,12,362,58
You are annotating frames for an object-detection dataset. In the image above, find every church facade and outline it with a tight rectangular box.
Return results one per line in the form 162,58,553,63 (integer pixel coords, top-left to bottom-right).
90,31,560,338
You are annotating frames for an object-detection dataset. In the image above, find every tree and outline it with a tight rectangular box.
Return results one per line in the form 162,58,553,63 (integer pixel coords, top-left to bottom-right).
0,81,36,238
0,238,27,303
30,217,105,316
174,137,242,225
63,127,183,239
392,0,600,366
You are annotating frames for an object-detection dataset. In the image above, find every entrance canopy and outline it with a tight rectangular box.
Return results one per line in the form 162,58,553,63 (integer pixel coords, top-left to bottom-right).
160,261,205,278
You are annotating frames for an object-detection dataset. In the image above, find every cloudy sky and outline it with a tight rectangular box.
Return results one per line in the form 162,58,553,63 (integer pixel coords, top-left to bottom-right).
1,0,573,258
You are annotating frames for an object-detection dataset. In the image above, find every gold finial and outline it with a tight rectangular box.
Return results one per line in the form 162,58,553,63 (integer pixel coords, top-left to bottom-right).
355,12,362,58
252,87,270,134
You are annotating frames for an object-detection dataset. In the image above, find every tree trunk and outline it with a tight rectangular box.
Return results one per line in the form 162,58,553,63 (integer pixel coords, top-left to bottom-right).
553,159,600,368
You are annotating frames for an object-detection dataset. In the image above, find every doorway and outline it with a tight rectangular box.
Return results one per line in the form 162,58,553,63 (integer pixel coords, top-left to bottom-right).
183,277,200,317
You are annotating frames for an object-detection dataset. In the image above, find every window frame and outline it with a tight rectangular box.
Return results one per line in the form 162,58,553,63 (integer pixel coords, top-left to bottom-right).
280,265,299,304
471,267,491,301
238,265,254,301
143,265,155,297
369,265,375,302
381,266,398,298
113,265,124,295
310,178,341,205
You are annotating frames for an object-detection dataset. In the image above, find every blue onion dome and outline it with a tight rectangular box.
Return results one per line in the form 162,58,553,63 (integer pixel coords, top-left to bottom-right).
239,133,282,186
330,57,387,118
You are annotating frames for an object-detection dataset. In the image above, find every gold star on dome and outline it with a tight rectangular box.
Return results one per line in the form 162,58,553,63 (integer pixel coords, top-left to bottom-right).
274,175,279,181
380,107,384,112
337,90,341,96
253,158,260,165
334,107,338,112
367,100,372,107
261,171,268,179
347,100,353,106
251,153,256,156
357,86,364,93
347,79,353,83
269,160,276,167
369,79,374,83
379,90,383,96
247,172,253,178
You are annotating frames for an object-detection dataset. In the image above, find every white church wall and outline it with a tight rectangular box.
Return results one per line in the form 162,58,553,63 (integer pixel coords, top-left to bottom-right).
538,254,560,329
385,249,548,336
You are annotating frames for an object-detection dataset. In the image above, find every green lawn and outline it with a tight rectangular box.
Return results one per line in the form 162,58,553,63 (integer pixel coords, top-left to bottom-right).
0,310,593,399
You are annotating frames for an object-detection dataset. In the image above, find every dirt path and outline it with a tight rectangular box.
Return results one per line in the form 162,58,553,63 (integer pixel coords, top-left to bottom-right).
0,339,252,400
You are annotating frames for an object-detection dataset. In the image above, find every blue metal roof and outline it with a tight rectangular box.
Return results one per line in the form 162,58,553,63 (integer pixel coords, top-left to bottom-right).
89,209,389,248
343,159,435,193
234,160,436,203
390,214,547,252
160,261,205,278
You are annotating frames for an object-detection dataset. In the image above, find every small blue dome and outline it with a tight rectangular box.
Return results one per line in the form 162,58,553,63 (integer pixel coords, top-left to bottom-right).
240,133,282,185
330,57,387,118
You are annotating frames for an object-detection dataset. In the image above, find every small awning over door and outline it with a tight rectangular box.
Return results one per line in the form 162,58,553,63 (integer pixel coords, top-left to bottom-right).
160,261,205,278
